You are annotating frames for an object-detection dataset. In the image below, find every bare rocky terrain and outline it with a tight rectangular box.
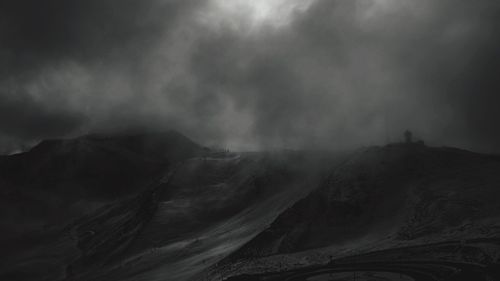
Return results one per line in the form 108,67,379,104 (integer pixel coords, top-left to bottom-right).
1,133,499,281
211,144,500,281
0,132,342,281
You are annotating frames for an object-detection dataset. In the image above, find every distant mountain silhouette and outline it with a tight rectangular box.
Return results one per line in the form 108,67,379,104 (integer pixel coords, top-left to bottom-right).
0,130,205,197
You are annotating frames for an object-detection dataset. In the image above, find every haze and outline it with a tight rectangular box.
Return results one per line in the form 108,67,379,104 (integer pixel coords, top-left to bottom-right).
1,0,499,153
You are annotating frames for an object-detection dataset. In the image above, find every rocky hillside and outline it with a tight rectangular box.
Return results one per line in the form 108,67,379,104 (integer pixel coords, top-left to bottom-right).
217,143,500,280
0,131,207,281
0,132,344,281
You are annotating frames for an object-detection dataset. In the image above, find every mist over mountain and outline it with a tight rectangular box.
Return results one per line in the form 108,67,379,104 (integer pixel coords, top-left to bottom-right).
209,143,500,281
227,144,500,254
1,1,500,281
0,131,499,281
1,0,500,152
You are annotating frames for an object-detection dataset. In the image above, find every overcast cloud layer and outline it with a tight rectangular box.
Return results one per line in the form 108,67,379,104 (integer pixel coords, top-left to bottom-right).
0,0,499,153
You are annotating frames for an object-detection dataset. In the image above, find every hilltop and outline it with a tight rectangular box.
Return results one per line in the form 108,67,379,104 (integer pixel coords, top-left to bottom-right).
212,143,500,280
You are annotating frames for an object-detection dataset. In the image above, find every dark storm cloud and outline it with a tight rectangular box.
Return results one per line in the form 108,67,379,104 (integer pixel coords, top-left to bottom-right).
0,92,84,139
1,0,500,153
430,3,500,151
187,0,500,150
0,0,199,147
0,0,197,70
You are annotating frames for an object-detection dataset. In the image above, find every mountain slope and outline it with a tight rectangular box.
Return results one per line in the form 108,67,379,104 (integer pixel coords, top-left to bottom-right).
217,143,500,280
0,130,205,197
0,131,207,280
68,150,343,281
0,132,345,281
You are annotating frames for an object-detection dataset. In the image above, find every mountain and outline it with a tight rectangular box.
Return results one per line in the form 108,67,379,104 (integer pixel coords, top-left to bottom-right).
0,131,206,232
0,130,205,197
0,131,207,280
0,132,343,281
52,150,340,281
4,134,499,281
214,143,500,280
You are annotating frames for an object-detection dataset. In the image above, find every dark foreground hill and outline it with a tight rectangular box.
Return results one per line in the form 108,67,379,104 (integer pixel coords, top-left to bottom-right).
213,144,500,281
0,132,342,281
0,131,207,280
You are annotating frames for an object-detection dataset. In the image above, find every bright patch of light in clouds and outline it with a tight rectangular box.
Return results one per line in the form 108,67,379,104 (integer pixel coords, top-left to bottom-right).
201,0,316,31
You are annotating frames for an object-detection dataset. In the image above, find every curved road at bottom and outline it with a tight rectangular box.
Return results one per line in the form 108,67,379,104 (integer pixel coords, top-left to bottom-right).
225,239,500,281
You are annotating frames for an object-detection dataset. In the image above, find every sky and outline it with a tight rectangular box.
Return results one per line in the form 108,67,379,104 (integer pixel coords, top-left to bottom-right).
0,0,499,153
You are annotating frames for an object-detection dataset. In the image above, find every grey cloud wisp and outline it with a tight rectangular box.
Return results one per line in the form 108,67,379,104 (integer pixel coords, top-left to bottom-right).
1,0,500,153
